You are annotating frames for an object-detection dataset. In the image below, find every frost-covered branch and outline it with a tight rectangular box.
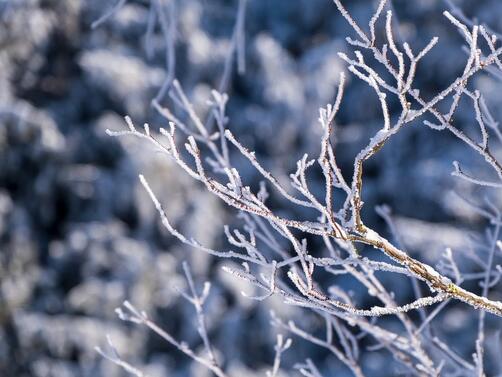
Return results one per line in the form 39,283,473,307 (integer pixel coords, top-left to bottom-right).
104,0,502,375
111,297,228,376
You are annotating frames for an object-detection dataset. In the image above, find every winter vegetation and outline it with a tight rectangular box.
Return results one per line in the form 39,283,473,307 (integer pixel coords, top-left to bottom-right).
99,0,502,375
2,0,502,376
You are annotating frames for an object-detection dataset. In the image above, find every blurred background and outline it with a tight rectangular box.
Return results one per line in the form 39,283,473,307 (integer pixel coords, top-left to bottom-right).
1,0,502,376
